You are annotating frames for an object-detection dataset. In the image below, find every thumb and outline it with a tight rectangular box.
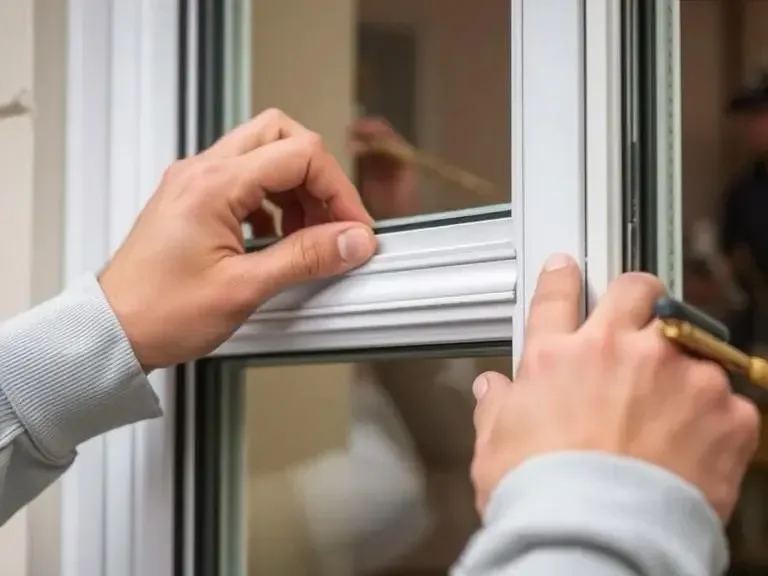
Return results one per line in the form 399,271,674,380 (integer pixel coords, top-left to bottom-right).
472,371,512,444
241,222,377,301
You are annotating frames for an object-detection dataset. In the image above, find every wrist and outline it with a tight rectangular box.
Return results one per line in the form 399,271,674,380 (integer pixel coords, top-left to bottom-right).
97,267,155,372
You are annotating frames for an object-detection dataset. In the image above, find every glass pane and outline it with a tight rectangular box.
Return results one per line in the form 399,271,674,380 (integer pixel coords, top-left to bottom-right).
671,2,768,573
191,348,511,575
216,0,511,230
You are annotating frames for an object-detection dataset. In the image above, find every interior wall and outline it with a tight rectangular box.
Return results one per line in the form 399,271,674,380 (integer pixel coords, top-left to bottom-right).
0,1,66,574
27,0,67,574
249,0,355,173
0,1,34,575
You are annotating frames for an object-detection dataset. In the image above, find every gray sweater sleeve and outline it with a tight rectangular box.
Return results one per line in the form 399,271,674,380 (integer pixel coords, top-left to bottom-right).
453,452,728,576
0,275,162,524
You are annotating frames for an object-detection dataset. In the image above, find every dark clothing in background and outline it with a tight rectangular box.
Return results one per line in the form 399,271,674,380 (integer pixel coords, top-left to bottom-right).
721,160,768,351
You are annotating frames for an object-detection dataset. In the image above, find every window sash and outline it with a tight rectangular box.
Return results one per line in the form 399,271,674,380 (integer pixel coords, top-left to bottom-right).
214,215,516,357
58,1,627,575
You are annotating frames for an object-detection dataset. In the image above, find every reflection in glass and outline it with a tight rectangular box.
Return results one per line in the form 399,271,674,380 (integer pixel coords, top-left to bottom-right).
212,353,509,575
677,3,768,574
243,0,511,227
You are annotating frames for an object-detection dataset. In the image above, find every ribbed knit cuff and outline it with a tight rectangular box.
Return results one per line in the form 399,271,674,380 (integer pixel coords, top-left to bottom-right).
0,275,161,461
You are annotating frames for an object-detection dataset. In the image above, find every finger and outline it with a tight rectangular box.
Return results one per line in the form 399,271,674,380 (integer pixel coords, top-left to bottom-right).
232,222,377,305
524,254,582,341
204,108,308,160
472,372,512,444
227,135,373,225
584,272,666,333
348,141,371,157
350,117,394,137
730,395,761,466
348,118,401,155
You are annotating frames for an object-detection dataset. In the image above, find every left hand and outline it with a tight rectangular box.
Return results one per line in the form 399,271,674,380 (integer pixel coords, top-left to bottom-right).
99,109,377,370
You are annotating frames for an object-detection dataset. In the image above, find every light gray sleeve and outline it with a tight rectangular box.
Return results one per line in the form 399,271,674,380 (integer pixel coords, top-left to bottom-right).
452,452,728,576
0,275,162,524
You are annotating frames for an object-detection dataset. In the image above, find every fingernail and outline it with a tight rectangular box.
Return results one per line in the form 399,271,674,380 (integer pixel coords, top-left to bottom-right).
472,374,489,401
337,227,375,266
543,253,573,271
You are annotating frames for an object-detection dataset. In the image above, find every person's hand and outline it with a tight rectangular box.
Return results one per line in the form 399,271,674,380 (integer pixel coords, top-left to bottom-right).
348,117,419,220
99,109,377,370
470,255,761,521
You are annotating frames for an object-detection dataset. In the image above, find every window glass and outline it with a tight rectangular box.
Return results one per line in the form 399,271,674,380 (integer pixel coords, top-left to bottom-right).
639,2,768,572
214,0,512,233
189,349,511,575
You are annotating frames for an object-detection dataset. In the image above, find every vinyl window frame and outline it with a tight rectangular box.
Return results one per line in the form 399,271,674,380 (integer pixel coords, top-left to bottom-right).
59,1,624,575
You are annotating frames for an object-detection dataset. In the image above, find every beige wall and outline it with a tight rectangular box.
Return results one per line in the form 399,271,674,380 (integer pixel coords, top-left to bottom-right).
0,0,66,575
0,1,35,574
249,0,356,172
27,0,67,574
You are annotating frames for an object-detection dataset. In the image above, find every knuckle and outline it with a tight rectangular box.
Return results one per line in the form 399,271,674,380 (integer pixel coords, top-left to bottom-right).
292,232,324,278
259,107,288,126
162,158,189,183
469,452,489,492
298,131,325,155
689,362,731,404
609,272,667,307
187,159,229,190
579,329,616,359
615,271,665,295
469,455,481,486
633,331,670,365
221,269,255,315
522,337,558,372
732,396,761,447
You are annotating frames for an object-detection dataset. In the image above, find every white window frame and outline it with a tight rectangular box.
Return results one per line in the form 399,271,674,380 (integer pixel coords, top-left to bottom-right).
60,1,624,576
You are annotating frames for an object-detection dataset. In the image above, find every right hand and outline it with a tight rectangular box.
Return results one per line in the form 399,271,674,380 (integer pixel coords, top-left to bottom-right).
471,255,761,521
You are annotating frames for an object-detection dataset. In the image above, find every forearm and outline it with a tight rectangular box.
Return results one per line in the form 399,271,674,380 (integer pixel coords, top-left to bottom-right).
453,453,728,576
0,275,162,524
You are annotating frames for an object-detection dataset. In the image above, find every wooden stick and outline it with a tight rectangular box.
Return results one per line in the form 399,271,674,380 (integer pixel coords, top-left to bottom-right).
364,138,496,198
260,137,496,237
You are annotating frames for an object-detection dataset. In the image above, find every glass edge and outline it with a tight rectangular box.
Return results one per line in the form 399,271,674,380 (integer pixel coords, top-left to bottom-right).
203,340,512,370
245,203,513,252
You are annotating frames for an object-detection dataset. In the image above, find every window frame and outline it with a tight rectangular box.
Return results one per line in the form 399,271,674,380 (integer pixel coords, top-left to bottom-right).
653,0,684,295
60,1,625,576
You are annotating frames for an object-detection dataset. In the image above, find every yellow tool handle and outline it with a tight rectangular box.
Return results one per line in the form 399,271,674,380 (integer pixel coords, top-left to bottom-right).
659,318,768,388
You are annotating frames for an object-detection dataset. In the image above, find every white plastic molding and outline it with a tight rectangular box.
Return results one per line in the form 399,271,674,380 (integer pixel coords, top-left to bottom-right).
215,217,516,356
